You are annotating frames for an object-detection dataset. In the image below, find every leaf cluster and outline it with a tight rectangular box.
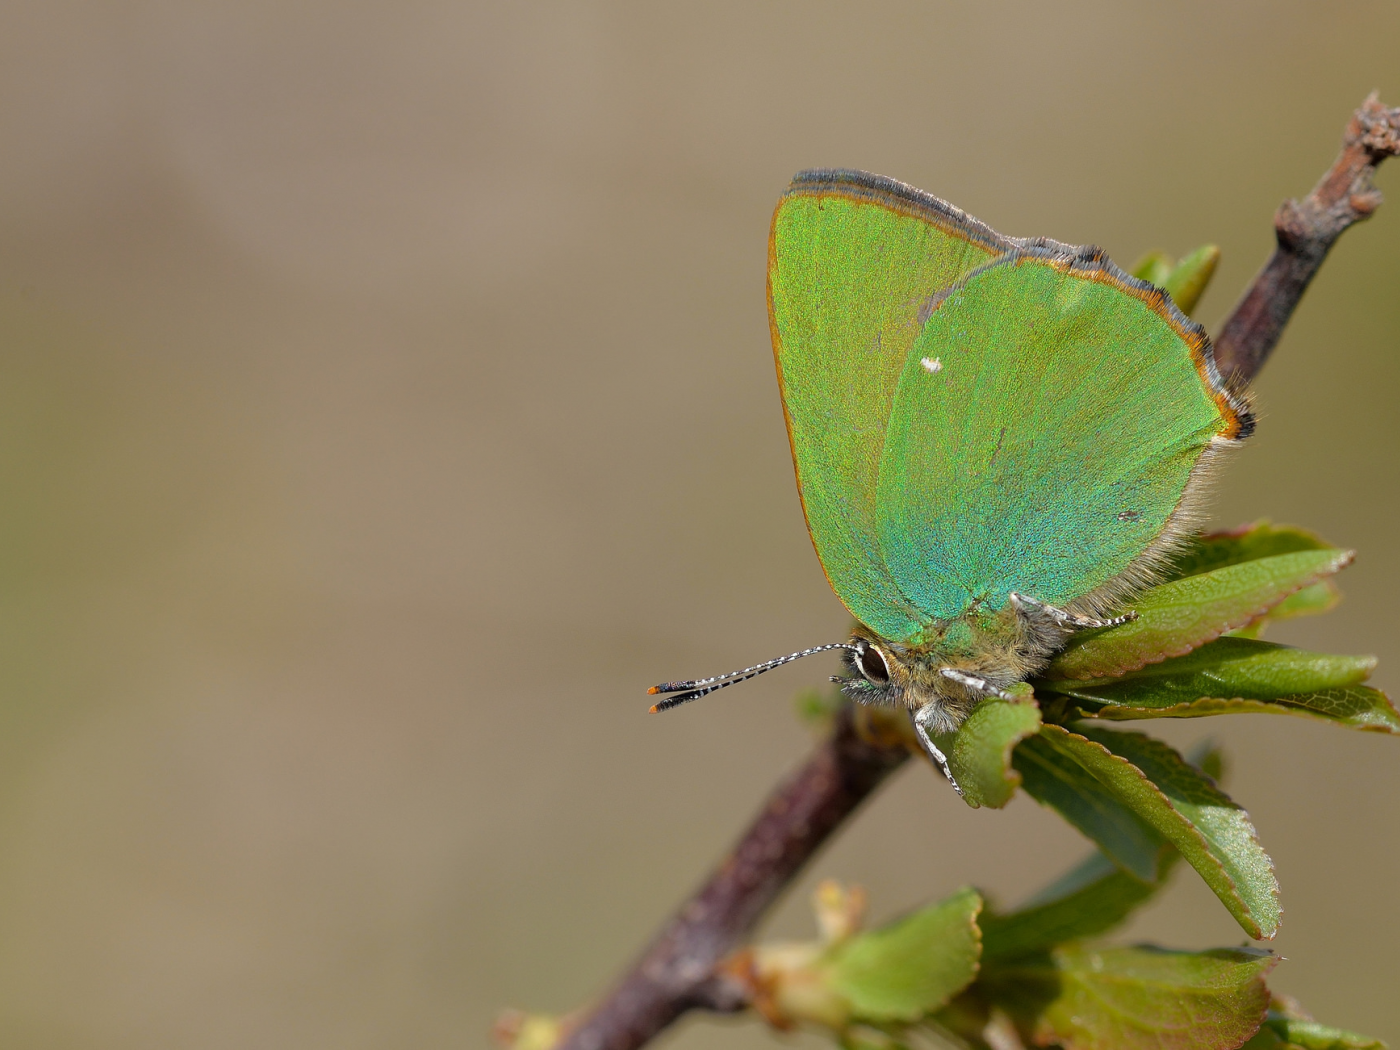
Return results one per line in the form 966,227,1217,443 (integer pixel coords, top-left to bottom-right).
772,516,1394,1050
496,517,1391,1050
736,252,1395,1050
915,520,1394,943
727,842,1379,1050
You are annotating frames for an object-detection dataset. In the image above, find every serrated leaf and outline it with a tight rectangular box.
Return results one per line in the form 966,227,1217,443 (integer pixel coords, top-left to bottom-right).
826,886,982,1023
1162,244,1220,316
1245,1015,1389,1050
1079,689,1399,733
1037,637,1400,733
987,945,1275,1050
1169,522,1334,580
1231,581,1342,639
1258,580,1342,622
1046,549,1353,680
1014,733,1168,881
981,848,1178,963
1047,637,1374,699
1180,525,1344,635
1021,726,1280,939
934,687,1042,809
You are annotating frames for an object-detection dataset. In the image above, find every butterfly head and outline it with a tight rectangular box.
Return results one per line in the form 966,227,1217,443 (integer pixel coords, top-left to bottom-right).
840,635,900,697
835,617,1038,729
648,599,1093,727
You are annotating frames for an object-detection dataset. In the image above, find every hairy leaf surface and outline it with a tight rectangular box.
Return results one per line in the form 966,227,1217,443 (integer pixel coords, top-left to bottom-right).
1037,638,1399,733
826,886,982,1022
1047,549,1352,680
1244,1014,1388,1050
981,848,1178,963
1018,726,1278,938
987,946,1275,1050
1013,732,1168,881
935,686,1042,809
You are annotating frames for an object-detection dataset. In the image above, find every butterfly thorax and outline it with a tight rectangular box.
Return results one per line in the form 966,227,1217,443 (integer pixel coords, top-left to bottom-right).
836,598,1075,734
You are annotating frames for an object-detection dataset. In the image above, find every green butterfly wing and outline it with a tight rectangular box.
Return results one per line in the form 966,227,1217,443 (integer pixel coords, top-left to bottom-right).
768,171,1012,641
875,250,1249,631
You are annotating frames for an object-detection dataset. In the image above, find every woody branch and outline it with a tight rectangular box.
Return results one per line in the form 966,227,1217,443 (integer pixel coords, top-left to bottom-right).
1213,92,1400,381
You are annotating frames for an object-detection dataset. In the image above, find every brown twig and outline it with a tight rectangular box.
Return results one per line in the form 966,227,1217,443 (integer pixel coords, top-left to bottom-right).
544,95,1396,1050
554,706,909,1050
1214,92,1400,382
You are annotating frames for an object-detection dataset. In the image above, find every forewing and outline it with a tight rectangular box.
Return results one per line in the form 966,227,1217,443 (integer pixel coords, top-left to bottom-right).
875,251,1246,627
769,170,1010,642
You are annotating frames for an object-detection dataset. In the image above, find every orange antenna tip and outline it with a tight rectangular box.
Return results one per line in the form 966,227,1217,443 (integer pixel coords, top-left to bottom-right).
647,686,661,695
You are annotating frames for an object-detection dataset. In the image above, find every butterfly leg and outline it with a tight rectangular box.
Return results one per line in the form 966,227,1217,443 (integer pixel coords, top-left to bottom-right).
938,667,1014,700
910,704,964,798
1010,592,1136,631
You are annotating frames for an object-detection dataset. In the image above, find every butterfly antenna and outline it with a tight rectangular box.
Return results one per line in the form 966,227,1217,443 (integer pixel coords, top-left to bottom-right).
648,642,856,712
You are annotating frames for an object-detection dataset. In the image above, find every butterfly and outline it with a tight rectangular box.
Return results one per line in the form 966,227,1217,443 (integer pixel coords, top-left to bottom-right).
650,170,1251,794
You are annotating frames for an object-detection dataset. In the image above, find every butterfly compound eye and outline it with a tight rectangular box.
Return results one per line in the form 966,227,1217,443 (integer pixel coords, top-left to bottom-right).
857,643,890,684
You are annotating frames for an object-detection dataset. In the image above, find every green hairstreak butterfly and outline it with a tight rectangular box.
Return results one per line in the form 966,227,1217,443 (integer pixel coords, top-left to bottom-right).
650,170,1251,794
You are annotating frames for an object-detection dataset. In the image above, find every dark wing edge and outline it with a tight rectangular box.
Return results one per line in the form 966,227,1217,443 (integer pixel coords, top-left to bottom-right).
922,241,1255,442
1055,243,1255,620
786,168,1015,257
766,168,1017,640
912,245,1254,622
1035,245,1255,442
785,170,1249,437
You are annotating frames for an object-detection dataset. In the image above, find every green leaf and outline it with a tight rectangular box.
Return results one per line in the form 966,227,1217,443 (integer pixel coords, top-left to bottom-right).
1049,637,1374,699
1189,740,1226,783
1014,732,1168,881
1020,725,1280,939
986,945,1275,1050
1231,581,1342,639
838,1028,914,1050
826,886,983,1023
1045,549,1353,680
795,685,845,728
1177,525,1344,634
981,848,1178,963
1084,688,1398,733
1168,522,1334,580
1131,250,1173,286
1257,580,1342,622
933,686,1042,809
1162,244,1220,316
1127,245,1218,315
1245,1014,1389,1050
1037,637,1400,733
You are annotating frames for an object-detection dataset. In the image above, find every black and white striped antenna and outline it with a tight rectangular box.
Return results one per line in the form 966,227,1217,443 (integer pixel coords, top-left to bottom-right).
647,642,857,712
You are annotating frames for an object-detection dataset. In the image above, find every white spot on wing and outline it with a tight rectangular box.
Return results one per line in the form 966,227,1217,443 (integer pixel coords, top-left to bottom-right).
920,356,943,373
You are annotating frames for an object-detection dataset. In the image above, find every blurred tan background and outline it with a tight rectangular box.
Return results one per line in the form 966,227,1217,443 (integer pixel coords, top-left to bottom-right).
0,2,1396,1047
